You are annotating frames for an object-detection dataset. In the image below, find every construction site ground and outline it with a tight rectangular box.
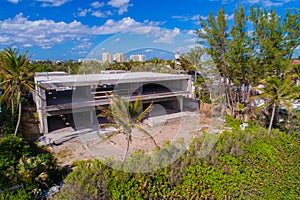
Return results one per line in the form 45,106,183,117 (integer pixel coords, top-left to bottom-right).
37,112,219,167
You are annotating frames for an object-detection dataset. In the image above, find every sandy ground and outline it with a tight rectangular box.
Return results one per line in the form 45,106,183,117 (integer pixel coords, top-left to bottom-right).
42,112,219,167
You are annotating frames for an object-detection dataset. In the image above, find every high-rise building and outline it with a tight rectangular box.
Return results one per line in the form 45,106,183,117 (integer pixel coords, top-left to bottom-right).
113,53,126,62
102,52,113,63
129,54,146,62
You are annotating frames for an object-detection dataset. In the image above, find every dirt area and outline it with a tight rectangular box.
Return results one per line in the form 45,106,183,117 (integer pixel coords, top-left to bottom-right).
49,139,94,166
21,105,40,140
44,112,219,167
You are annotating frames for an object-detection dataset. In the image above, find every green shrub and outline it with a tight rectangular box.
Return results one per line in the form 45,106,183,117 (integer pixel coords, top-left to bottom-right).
0,136,63,199
57,117,300,199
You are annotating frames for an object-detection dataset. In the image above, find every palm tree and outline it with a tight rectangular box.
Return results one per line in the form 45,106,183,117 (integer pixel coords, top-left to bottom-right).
0,48,35,136
98,95,158,162
252,76,299,135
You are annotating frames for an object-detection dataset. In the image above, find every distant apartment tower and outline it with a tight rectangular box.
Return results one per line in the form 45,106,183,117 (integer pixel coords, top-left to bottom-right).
130,54,146,62
102,52,113,63
113,53,126,62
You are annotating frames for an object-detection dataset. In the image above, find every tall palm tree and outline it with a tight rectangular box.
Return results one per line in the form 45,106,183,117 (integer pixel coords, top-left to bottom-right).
0,48,35,136
98,95,158,162
252,76,299,135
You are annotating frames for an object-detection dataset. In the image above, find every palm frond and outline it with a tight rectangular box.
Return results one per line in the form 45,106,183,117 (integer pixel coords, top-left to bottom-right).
134,101,153,124
135,125,159,148
96,129,121,145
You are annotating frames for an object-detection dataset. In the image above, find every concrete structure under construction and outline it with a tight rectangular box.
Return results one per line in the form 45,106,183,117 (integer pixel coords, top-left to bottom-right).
34,71,193,134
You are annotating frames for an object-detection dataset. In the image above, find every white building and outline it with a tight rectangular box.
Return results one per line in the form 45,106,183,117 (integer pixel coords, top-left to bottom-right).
130,54,146,62
78,58,101,63
113,53,126,62
102,52,113,63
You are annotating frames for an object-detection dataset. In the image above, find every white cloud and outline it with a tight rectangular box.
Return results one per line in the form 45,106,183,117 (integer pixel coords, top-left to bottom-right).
77,8,91,17
184,38,196,43
175,46,191,54
264,0,283,7
6,0,20,4
107,0,132,15
77,2,112,18
91,1,104,8
172,14,206,24
0,13,161,49
107,0,129,7
0,13,194,56
0,36,10,43
23,44,33,47
91,10,112,18
186,30,196,36
226,14,234,20
35,0,70,7
92,11,106,18
153,28,181,44
0,13,91,49
93,17,158,34
246,0,293,7
72,41,93,50
248,0,260,3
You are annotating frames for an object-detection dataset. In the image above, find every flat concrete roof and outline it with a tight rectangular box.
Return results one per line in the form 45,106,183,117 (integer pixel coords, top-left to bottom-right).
35,71,68,77
35,72,191,90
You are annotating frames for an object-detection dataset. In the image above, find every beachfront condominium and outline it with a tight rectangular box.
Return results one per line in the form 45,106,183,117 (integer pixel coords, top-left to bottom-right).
113,53,126,62
102,52,113,63
130,54,146,62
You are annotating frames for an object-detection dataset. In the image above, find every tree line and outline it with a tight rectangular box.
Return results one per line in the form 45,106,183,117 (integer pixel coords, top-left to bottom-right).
195,6,300,133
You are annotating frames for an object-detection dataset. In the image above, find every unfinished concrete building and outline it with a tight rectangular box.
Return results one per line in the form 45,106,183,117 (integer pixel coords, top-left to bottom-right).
34,71,194,134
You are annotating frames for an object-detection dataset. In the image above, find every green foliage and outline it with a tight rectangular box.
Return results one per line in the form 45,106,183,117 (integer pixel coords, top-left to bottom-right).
194,76,211,103
56,160,109,200
252,76,300,135
0,47,35,136
0,136,31,175
0,135,62,199
0,189,32,200
58,117,300,199
28,60,81,74
197,6,300,120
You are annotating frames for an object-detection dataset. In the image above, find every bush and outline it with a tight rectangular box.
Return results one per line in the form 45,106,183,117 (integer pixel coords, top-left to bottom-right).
57,118,300,199
0,136,63,199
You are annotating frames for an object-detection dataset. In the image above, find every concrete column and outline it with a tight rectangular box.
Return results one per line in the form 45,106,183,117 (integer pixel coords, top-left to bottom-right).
179,96,183,112
39,90,48,134
90,110,94,126
90,110,98,129
140,83,143,95
42,114,48,134
73,86,92,101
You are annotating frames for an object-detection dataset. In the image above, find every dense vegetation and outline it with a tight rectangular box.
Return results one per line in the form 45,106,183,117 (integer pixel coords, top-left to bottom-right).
0,136,65,199
56,117,300,199
196,6,300,131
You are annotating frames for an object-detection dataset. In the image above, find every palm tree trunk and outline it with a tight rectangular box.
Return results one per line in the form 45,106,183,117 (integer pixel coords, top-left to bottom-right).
268,103,276,136
14,91,21,137
11,97,14,124
122,132,130,163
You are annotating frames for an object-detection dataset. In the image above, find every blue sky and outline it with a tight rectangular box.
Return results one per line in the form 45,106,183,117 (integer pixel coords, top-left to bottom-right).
0,0,299,60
